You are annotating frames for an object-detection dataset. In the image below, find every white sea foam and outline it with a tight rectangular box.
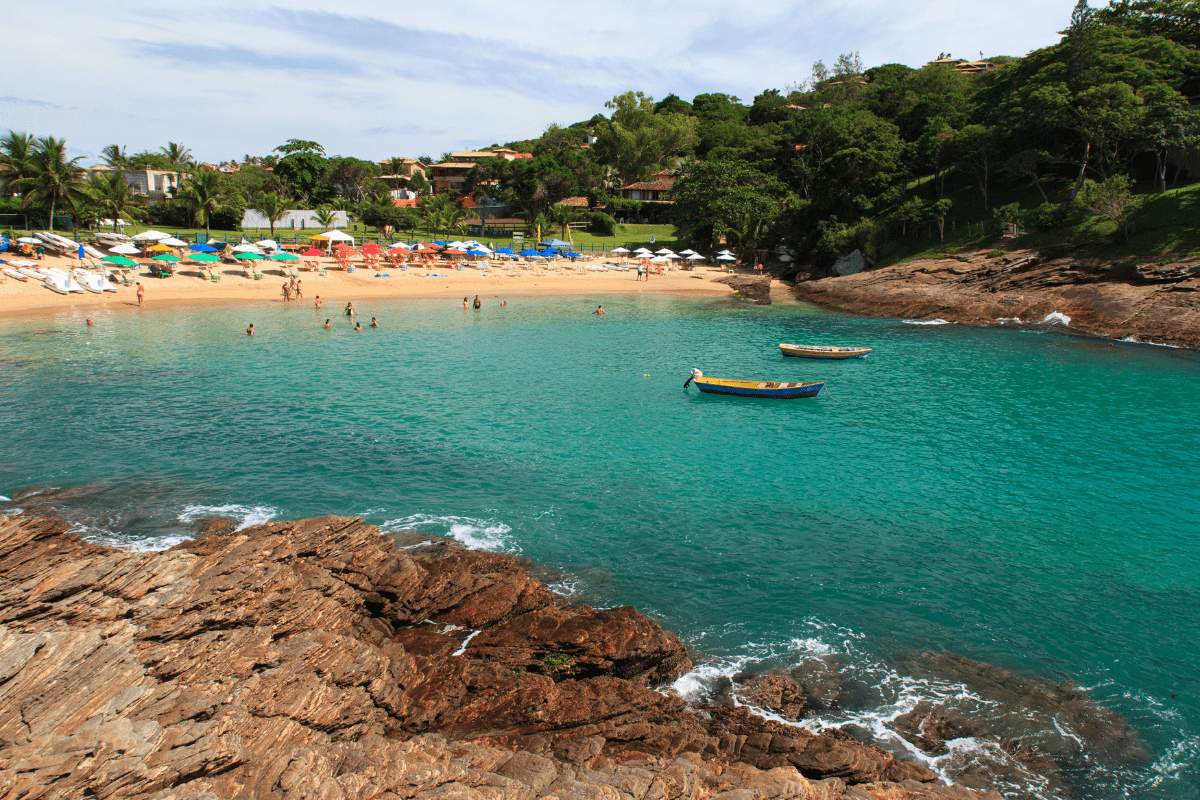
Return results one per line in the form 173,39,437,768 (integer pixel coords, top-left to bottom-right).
902,318,954,325
177,504,279,531
0,495,10,502
548,576,583,598
1142,734,1200,786
68,522,191,553
381,513,517,552
995,317,1023,324
1121,335,1179,348
669,653,756,702
1041,311,1071,326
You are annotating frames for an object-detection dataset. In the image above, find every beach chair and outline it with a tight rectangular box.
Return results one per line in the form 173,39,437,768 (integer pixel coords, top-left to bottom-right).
252,266,263,280
209,268,221,283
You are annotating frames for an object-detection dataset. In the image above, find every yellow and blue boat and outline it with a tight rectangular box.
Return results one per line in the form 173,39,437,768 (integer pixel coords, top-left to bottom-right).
685,370,824,399
779,343,872,359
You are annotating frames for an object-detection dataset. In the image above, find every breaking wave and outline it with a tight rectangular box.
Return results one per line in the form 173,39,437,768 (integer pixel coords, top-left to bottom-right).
177,504,279,531
1041,312,1071,326
380,513,517,553
902,319,954,325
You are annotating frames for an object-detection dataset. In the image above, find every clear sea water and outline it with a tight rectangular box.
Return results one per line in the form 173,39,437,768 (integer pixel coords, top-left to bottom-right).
1,294,1197,799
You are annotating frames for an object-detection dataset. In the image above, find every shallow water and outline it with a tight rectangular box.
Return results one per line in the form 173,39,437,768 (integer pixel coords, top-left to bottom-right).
1,295,1198,798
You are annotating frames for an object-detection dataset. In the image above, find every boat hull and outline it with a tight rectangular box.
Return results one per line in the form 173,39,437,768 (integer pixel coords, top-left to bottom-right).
780,343,872,359
693,377,824,399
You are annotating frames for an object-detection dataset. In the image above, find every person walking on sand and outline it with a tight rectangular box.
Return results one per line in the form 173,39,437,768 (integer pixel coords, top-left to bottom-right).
473,295,481,309
593,305,606,315
323,319,331,329
282,282,291,302
636,263,643,281
246,323,254,336
315,295,322,310
136,282,145,307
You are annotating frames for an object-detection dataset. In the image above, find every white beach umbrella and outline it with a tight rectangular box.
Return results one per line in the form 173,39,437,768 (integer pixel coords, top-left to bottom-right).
679,249,697,256
664,252,681,259
634,248,653,255
610,247,630,254
254,239,280,250
232,243,262,253
687,253,706,260
160,236,189,247
650,256,668,263
717,254,737,261
132,230,169,241
389,242,413,250
655,248,674,255
109,243,142,255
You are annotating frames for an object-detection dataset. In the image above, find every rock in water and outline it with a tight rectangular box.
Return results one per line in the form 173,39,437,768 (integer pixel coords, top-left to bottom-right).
0,513,1000,800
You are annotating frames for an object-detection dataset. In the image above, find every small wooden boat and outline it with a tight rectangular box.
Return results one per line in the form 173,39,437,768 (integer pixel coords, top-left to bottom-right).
780,343,872,359
689,374,825,399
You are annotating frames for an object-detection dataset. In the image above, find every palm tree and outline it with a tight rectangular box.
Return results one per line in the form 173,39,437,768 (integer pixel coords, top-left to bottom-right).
100,144,129,169
175,169,227,239
387,156,406,175
12,137,90,231
90,171,145,230
312,206,339,228
253,192,290,236
548,204,577,239
0,131,36,189
160,142,193,165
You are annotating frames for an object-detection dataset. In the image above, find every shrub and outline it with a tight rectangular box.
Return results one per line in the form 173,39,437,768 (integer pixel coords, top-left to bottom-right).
587,211,616,236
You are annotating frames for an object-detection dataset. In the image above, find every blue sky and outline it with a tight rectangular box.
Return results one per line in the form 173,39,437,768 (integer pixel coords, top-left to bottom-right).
2,0,1076,165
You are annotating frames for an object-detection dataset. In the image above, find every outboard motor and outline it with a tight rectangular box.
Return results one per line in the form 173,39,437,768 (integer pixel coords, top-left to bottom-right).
684,368,703,389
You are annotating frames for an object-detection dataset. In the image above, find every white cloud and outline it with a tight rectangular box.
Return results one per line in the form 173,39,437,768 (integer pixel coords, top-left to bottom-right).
1,0,1072,164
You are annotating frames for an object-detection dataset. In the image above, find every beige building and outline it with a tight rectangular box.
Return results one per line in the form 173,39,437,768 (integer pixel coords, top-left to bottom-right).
87,166,186,200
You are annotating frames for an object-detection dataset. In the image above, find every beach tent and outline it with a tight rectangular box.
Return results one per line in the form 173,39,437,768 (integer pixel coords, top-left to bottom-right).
541,238,572,248
132,230,170,241
312,230,355,244
189,243,217,252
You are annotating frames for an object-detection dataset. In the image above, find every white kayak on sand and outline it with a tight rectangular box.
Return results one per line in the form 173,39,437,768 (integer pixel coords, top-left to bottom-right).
2,268,29,282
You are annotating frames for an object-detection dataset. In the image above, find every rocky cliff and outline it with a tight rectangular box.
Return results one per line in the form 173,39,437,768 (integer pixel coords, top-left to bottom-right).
0,513,999,800
792,248,1200,348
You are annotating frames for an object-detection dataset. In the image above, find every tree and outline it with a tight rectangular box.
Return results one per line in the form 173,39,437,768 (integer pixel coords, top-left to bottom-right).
948,125,1002,209
275,140,325,156
89,171,145,229
671,160,786,258
548,204,577,239
100,144,129,169
1005,149,1054,203
176,169,231,239
1084,173,1143,240
160,142,193,165
592,91,699,183
327,157,385,204
252,191,290,236
312,206,339,229
11,137,90,231
1136,83,1198,192
274,143,329,205
0,131,36,189
1097,0,1200,48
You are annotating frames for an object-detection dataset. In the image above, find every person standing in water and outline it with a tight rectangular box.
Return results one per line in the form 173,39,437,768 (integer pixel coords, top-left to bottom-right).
473,295,481,309
136,282,145,307
345,301,356,316
354,322,362,331
593,305,606,315
370,317,379,328
315,296,322,310
246,323,254,336
295,279,303,300
463,297,469,309
322,319,331,329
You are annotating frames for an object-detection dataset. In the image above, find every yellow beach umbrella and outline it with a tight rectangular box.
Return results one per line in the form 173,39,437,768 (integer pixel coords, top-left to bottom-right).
149,243,174,251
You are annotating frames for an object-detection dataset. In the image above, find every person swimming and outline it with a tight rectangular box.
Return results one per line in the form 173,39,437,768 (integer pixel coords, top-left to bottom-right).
354,322,362,331
370,317,379,328
322,319,331,329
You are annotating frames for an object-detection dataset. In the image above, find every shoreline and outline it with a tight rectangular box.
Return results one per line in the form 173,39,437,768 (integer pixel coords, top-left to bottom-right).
0,252,779,321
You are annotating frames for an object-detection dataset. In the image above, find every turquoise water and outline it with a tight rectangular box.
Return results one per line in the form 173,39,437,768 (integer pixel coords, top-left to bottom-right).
1,295,1197,798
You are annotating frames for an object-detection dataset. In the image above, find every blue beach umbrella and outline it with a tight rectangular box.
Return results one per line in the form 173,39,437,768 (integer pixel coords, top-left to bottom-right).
189,243,217,252
538,249,560,258
517,248,541,257
494,247,514,255
565,251,582,258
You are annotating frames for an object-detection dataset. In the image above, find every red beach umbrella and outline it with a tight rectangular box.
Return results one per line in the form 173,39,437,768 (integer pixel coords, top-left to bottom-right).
443,248,467,256
361,243,384,254
302,248,325,257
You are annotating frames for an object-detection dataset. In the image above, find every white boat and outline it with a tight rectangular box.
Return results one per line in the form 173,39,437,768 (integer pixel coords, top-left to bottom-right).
95,232,132,248
2,268,29,282
72,268,107,294
34,231,81,255
17,267,44,281
41,271,71,294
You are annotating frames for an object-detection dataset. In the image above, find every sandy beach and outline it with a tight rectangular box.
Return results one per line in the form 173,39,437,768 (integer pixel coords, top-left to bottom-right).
0,253,781,319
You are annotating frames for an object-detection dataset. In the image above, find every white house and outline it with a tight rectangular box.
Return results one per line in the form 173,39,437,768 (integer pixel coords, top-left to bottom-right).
240,209,349,230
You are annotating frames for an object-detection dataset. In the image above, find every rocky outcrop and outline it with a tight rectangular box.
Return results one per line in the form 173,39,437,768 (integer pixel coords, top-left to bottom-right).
714,274,775,304
793,248,1200,348
0,513,1001,800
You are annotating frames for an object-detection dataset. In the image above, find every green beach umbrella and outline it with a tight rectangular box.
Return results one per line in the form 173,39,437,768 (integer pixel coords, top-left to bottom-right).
234,252,265,260
272,252,299,261
152,253,181,262
102,255,137,266
189,253,219,262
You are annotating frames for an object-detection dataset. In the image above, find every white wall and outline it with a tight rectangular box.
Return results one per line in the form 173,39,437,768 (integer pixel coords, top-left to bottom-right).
240,209,349,230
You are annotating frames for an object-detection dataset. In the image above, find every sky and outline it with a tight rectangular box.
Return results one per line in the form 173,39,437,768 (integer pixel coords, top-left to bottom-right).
2,0,1077,166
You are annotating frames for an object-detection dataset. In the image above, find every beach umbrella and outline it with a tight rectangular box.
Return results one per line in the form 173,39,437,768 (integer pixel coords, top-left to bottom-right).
634,247,652,254
413,246,438,254
234,252,265,260
255,239,280,249
301,248,325,257
610,247,630,254
189,253,219,262
665,252,682,259
160,236,189,247
650,256,668,263
109,243,141,255
189,243,217,252
272,252,299,261
539,250,561,259
231,243,262,253
565,251,583,258
517,248,540,257
149,243,174,251
679,249,697,256
542,238,572,248
443,248,467,256
132,230,169,241
687,253,705,260
388,242,413,250
152,253,181,262
361,243,384,254
468,244,493,254
102,255,137,266
717,254,737,261
493,247,514,255
655,248,674,255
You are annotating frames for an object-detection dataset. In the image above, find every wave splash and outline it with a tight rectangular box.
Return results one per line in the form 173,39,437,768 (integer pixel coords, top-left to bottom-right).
1040,312,1071,326
902,319,954,325
177,504,279,532
381,513,517,553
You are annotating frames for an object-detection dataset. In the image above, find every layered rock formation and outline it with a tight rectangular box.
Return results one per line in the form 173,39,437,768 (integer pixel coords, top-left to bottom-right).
792,248,1200,348
0,513,1000,800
